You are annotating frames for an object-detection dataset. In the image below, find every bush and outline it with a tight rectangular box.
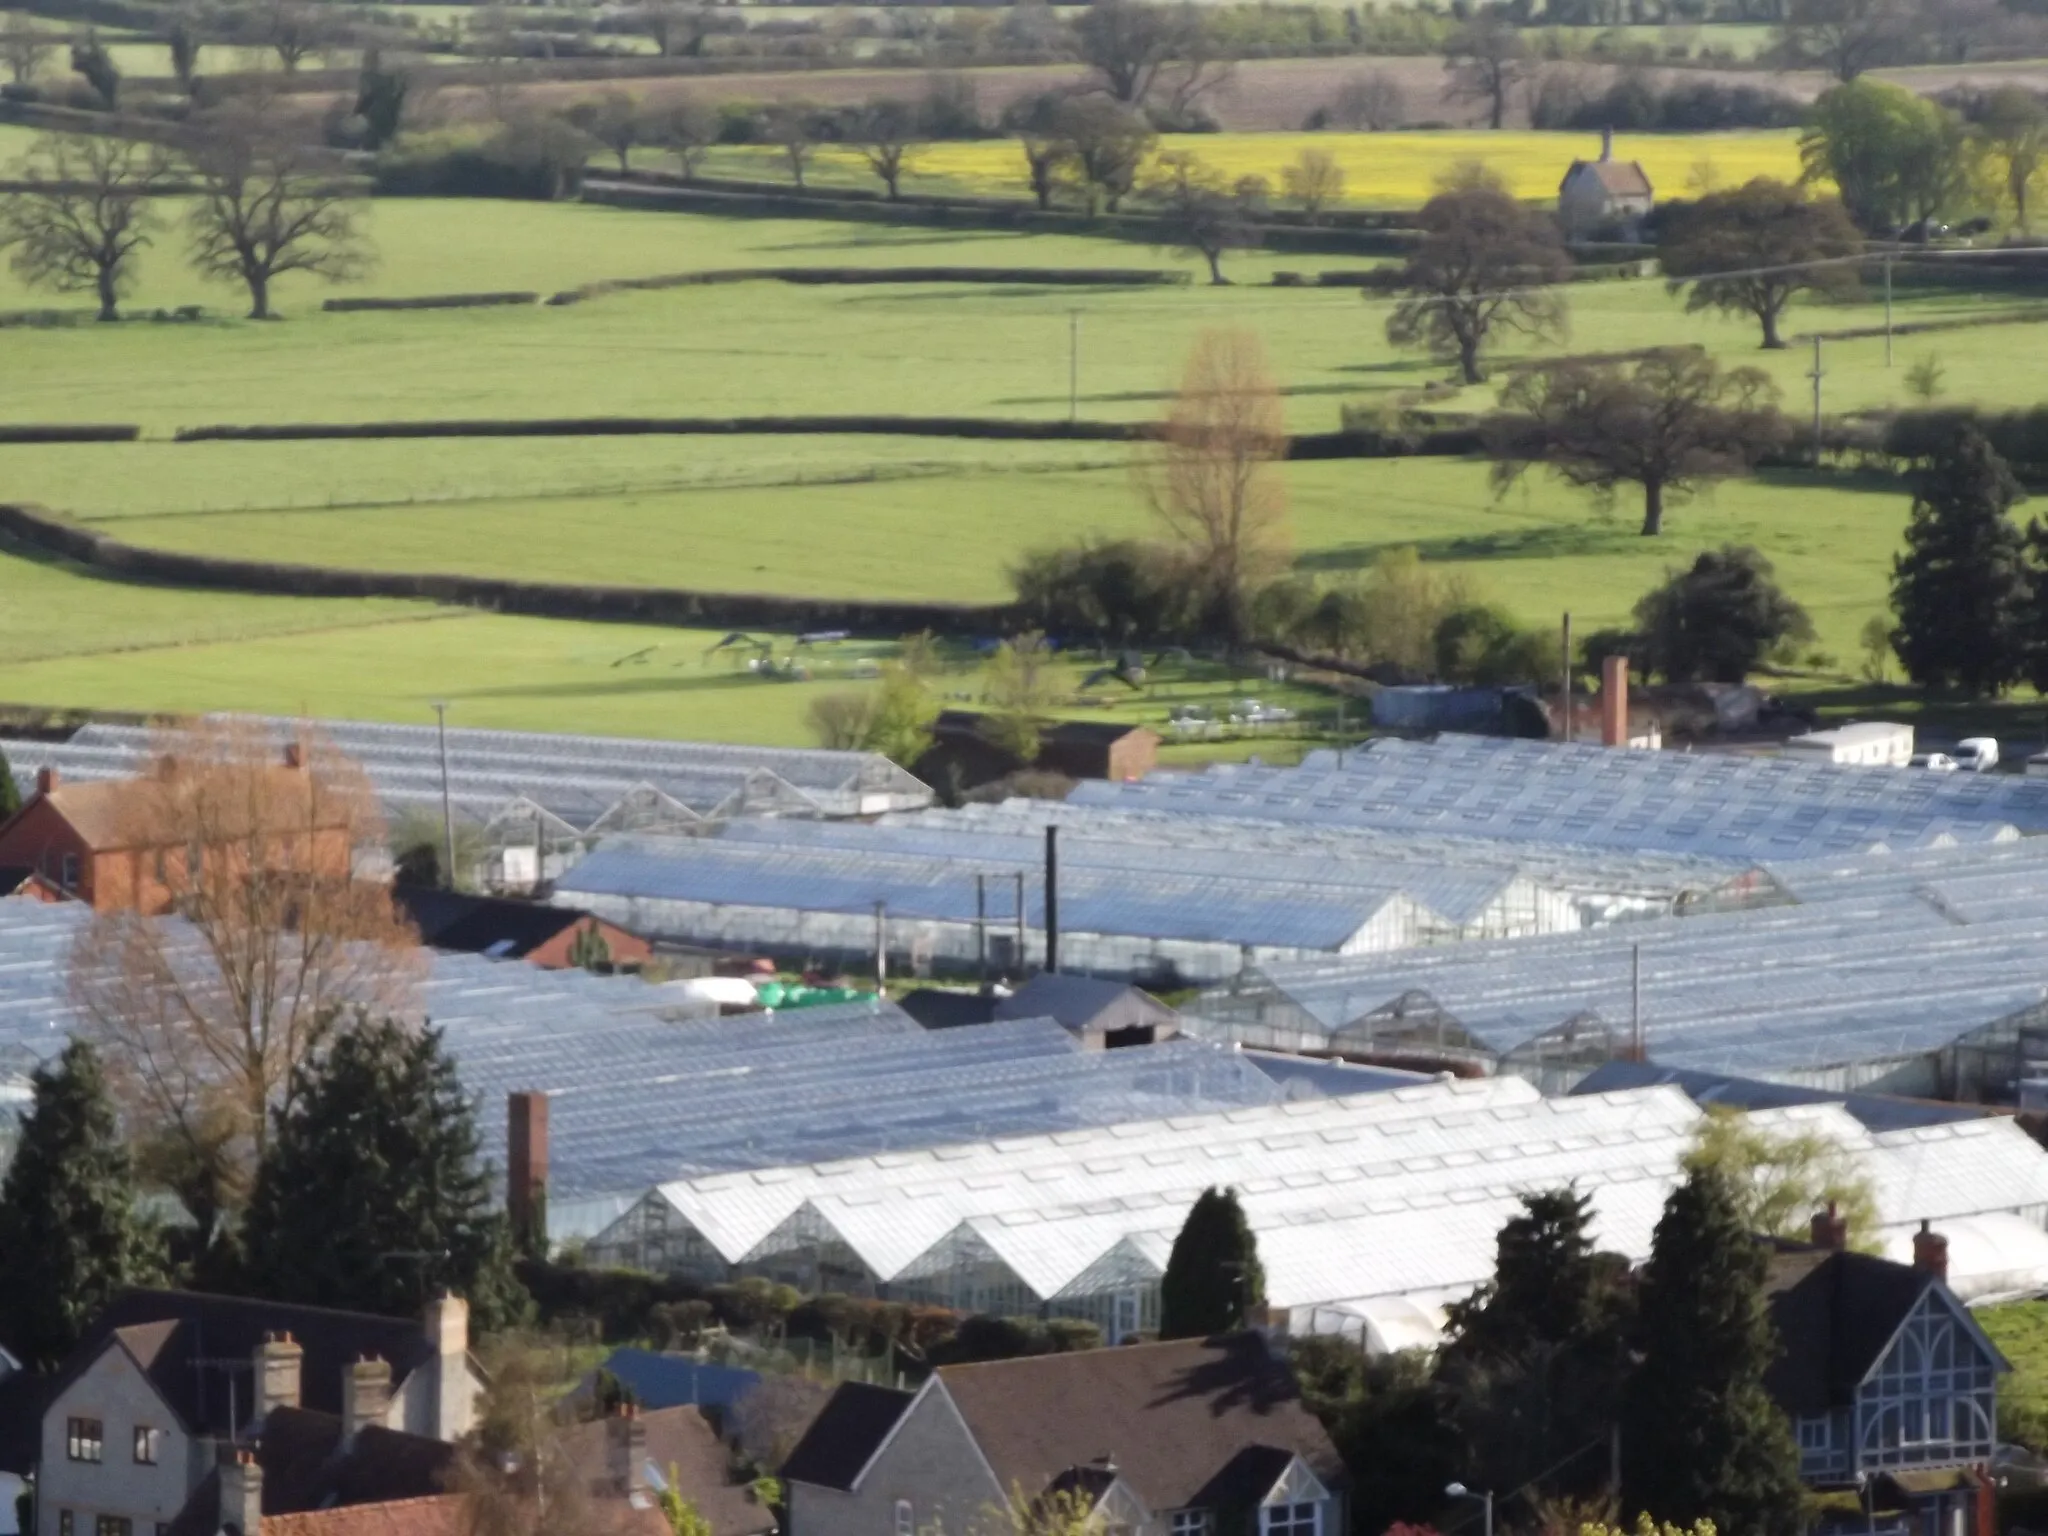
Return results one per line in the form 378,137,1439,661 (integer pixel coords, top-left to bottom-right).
374,118,594,200
323,292,540,312
1531,72,1804,131
1885,406,2048,475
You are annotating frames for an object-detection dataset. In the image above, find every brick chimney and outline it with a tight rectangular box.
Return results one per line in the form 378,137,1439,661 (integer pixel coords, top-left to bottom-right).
507,1091,549,1254
1810,1201,1849,1252
33,766,56,795
1913,1220,1949,1282
220,1447,263,1536
343,1356,391,1446
606,1404,647,1497
424,1294,472,1442
1600,654,1630,748
255,1332,303,1420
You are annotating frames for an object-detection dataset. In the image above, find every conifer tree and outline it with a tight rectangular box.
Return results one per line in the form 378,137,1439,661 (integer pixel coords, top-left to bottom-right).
1158,1186,1265,1339
0,743,17,819
240,1012,528,1330
1890,427,2031,696
1620,1164,1804,1536
0,1040,158,1368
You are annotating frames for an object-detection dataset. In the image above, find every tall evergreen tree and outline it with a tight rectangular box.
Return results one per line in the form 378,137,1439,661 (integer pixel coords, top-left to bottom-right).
1158,1186,1265,1339
0,744,17,819
1620,1164,1804,1536
0,1040,158,1368
1440,1189,1632,1513
1890,426,2031,696
240,1013,528,1330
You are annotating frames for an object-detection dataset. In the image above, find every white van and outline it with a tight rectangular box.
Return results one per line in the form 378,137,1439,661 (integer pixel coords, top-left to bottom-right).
1953,737,2000,772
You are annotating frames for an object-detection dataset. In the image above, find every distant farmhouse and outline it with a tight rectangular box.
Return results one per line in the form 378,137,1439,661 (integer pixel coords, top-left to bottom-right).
1559,129,1654,240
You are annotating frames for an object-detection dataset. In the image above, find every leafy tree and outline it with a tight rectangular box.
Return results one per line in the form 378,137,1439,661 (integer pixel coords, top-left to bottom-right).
185,98,373,319
634,2,708,57
1493,351,1787,536
1010,539,1195,645
1282,146,1345,221
979,633,1060,762
0,15,54,86
570,91,642,176
69,32,119,109
1288,1341,1459,1536
1145,150,1262,283
1002,90,1071,211
1658,178,1861,349
1890,426,2030,695
1801,79,1967,230
240,1012,529,1331
1158,1186,1265,1338
1386,181,1570,385
1631,546,1814,682
0,1041,159,1369
1054,95,1154,214
660,95,719,180
1073,0,1198,109
658,1476,713,1536
1687,1109,1880,1247
1432,603,1559,684
565,922,611,973
1441,14,1528,130
0,133,173,322
1974,85,2048,232
1773,0,1912,81
166,12,202,97
851,98,923,200
1619,1163,1805,1536
806,662,936,764
763,102,822,187
353,48,410,152
0,743,17,819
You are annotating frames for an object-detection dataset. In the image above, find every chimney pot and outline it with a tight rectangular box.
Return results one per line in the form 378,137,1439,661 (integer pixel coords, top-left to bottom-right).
344,1355,392,1447
1810,1201,1849,1252
1600,655,1630,748
507,1091,549,1255
1913,1220,1949,1282
1601,125,1614,161
220,1445,263,1536
33,766,55,794
255,1331,304,1421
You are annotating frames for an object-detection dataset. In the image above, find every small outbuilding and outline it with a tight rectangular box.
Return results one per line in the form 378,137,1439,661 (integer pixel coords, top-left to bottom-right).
917,711,1158,790
395,887,651,970
992,971,1181,1048
1559,128,1654,240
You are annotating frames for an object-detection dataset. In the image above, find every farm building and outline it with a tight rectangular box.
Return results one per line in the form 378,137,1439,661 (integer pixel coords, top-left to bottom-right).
1558,128,1654,238
550,813,1585,985
585,1076,2048,1349
0,901,1286,1239
0,716,931,888
1185,835,2048,1098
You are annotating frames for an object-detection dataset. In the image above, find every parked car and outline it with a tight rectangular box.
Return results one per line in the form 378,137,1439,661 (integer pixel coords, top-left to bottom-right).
1953,737,2000,772
1910,752,1960,772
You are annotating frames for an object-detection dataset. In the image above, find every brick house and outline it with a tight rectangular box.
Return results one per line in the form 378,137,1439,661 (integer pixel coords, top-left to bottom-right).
782,1334,1348,1536
0,755,351,914
1769,1213,2008,1536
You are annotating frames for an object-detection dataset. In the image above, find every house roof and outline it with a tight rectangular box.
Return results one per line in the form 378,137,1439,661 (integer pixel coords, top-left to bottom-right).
62,1290,439,1438
779,1382,914,1492
17,768,343,853
1563,158,1653,197
394,887,602,959
164,1413,455,1536
555,1407,775,1536
992,973,1177,1034
0,1369,44,1475
931,712,1154,749
935,1334,1347,1515
261,1494,470,1536
1763,1249,2002,1415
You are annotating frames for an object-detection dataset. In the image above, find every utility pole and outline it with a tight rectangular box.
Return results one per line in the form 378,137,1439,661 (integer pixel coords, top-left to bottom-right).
1883,256,1894,368
1044,825,1060,973
1068,310,1080,423
1335,700,1346,769
975,872,988,985
873,900,888,988
1808,336,1825,466
431,700,455,889
1561,611,1573,744
1014,871,1026,978
1631,942,1644,1061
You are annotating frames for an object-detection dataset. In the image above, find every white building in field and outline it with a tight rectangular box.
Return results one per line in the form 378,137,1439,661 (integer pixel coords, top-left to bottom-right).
1559,128,1654,238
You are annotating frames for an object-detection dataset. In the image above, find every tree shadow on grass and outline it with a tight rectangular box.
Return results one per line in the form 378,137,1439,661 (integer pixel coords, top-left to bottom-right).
1293,522,1642,574
1749,465,1909,498
834,283,1189,305
994,381,1368,408
450,667,835,705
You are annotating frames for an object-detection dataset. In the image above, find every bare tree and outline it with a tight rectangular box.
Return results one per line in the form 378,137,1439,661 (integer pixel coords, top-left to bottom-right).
0,14,55,85
763,102,820,187
1490,350,1789,536
1975,85,2048,232
1281,146,1345,221
659,94,719,180
1073,0,1181,106
568,90,641,175
1002,89,1071,210
185,98,372,319
0,134,174,321
1658,178,1861,348
1773,0,1912,80
68,719,424,1247
1145,150,1262,282
1330,69,1406,130
632,0,707,56
260,0,329,73
1143,329,1290,643
1442,14,1529,130
1386,177,1570,385
852,97,923,200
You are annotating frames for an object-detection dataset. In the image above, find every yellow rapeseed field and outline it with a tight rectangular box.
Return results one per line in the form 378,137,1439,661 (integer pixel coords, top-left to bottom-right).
892,129,1810,207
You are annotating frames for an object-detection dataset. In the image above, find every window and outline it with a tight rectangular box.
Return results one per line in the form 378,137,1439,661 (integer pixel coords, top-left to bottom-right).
59,853,79,890
894,1501,914,1536
58,1513,73,1536
1263,1504,1320,1536
133,1425,160,1465
66,1418,103,1463
96,1517,132,1536
1798,1416,1832,1452
1173,1513,1215,1536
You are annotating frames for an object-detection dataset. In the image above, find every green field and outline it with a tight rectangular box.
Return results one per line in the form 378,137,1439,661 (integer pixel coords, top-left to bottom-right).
0,194,2041,742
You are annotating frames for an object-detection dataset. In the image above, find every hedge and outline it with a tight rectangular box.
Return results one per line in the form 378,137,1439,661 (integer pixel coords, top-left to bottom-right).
548,265,1188,305
1883,405,2048,473
173,415,1154,443
0,424,138,443
0,501,1002,633
323,292,540,313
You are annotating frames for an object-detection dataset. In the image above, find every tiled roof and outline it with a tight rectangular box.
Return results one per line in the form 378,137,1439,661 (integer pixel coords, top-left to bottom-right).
555,1408,776,1536
1764,1249,1946,1415
1565,158,1653,197
262,1495,468,1536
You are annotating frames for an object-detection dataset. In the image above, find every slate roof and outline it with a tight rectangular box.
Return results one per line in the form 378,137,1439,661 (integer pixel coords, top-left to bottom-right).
63,1291,438,1437
0,1370,44,1475
779,1383,915,1492
992,974,1178,1035
164,1413,455,1536
587,1351,760,1415
1762,1250,1991,1416
395,888,595,959
936,1334,1347,1515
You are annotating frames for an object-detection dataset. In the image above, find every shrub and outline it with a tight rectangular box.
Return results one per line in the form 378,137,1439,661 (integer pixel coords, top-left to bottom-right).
374,117,594,200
